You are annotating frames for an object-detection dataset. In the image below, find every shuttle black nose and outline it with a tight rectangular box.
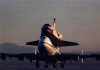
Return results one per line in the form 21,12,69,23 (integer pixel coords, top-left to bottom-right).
72,42,79,46
75,43,79,45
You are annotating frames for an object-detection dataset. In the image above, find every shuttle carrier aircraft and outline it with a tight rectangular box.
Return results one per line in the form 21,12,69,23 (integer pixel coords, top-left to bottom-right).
0,18,100,68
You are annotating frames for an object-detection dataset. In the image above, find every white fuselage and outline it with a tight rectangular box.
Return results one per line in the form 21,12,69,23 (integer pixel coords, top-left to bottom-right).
38,36,58,56
38,24,60,56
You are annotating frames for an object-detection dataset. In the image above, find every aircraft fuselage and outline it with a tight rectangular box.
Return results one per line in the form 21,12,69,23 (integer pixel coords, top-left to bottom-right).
38,24,60,64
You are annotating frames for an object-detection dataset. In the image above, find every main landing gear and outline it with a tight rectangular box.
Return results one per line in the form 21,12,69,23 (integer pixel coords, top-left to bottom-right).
44,64,57,69
60,63,64,68
60,61,65,68
36,60,39,68
35,61,65,68
44,64,48,68
53,64,57,68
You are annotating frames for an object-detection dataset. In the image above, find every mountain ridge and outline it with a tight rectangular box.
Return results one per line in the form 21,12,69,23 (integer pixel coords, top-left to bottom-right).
0,43,36,53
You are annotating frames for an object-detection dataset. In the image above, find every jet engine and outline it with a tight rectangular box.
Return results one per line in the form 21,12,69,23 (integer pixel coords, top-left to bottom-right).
73,55,79,61
96,55,100,61
70,55,79,63
18,54,24,61
1,53,6,60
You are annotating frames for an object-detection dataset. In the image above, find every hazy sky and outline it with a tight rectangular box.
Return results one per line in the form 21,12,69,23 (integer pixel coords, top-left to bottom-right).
0,0,100,52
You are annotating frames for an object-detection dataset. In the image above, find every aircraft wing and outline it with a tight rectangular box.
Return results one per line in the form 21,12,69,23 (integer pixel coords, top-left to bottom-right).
55,53,100,63
0,53,43,63
79,54,100,61
0,53,100,63
55,53,79,62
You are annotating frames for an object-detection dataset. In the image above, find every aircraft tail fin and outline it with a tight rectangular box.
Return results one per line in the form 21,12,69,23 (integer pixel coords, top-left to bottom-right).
53,18,56,28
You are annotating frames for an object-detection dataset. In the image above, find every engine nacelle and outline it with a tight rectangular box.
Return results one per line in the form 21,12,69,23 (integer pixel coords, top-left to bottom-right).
84,57,86,61
96,55,100,61
1,54,6,60
18,55,24,61
73,55,79,61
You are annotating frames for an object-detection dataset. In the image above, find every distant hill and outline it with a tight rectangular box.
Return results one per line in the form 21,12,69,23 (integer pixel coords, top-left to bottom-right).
0,43,37,53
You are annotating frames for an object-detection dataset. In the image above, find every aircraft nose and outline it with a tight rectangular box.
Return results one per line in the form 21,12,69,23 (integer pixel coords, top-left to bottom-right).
42,24,53,30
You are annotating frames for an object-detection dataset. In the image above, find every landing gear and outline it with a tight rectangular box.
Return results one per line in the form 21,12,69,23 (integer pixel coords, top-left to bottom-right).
36,60,39,68
53,64,57,68
60,63,64,68
70,58,72,63
60,61,65,68
44,64,48,68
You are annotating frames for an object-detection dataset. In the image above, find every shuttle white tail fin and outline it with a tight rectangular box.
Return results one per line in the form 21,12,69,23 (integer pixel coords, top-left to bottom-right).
53,18,56,28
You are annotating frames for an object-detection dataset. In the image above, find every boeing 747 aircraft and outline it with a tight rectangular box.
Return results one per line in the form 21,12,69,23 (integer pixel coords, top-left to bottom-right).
0,18,100,68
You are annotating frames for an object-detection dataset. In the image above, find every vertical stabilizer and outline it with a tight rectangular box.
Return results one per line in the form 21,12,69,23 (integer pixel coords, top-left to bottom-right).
53,18,56,28
52,18,58,38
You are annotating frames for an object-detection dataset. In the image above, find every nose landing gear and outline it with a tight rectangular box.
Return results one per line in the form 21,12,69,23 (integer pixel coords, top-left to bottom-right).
60,61,65,68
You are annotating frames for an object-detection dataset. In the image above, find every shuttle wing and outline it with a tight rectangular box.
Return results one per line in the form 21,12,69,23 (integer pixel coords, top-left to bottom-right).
47,33,79,47
60,40,79,47
26,40,39,46
26,34,79,47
